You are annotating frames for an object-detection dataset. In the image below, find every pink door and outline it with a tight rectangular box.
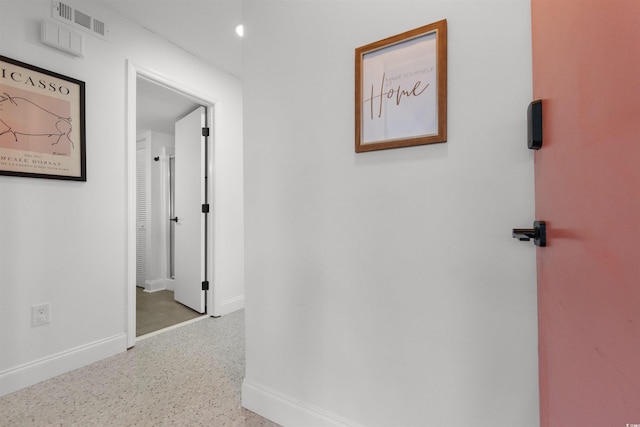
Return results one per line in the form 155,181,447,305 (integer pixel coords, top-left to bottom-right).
532,1,640,425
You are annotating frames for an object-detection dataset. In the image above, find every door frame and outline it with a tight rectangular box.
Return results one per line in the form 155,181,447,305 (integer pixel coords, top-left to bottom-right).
161,146,176,286
126,61,217,348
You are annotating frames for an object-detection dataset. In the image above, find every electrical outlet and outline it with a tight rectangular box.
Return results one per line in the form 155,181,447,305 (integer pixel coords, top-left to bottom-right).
31,303,51,327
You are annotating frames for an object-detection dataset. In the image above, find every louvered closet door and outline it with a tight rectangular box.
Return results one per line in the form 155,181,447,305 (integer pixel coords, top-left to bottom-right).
136,142,150,287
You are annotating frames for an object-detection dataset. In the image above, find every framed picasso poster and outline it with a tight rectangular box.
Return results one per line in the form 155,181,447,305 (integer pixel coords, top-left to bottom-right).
0,55,86,181
355,20,447,153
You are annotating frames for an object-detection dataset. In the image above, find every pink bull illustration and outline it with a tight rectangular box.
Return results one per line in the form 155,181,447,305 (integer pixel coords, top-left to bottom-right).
0,92,74,155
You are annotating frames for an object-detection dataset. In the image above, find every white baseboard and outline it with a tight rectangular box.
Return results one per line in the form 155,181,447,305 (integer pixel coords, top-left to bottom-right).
0,333,127,397
242,380,363,427
219,295,245,316
144,278,168,292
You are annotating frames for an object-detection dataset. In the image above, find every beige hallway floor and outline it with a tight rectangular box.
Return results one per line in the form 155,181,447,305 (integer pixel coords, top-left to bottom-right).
136,287,203,336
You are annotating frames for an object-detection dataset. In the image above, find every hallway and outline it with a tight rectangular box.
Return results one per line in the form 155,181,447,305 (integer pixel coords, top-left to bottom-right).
0,311,278,426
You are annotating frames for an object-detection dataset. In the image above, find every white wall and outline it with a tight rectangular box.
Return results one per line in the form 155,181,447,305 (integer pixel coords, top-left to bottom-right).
242,1,539,427
0,0,244,396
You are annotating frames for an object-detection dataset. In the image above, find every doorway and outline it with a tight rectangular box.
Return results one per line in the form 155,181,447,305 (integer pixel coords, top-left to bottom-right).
135,80,205,335
127,63,216,347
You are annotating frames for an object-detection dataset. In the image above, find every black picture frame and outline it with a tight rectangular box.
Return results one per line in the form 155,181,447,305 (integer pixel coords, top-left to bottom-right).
0,55,86,181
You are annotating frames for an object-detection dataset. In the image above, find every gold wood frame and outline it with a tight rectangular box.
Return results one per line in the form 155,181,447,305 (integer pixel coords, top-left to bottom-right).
355,20,447,153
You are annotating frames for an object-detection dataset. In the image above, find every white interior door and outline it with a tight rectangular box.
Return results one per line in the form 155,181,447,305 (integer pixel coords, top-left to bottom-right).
173,106,205,313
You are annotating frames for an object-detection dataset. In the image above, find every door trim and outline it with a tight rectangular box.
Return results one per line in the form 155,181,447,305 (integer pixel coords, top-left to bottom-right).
160,146,175,286
126,60,218,348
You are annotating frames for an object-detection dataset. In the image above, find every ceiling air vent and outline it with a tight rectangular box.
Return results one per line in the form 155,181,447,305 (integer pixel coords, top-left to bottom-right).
51,0,109,41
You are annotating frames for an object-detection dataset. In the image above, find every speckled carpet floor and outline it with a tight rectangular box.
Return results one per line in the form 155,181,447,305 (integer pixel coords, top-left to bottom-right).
0,310,280,427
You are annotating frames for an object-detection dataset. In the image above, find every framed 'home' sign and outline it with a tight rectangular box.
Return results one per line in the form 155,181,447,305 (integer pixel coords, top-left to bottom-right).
355,20,447,153
0,55,86,181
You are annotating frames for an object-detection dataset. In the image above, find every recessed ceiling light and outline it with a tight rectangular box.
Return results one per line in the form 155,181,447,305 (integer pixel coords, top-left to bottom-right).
235,24,244,37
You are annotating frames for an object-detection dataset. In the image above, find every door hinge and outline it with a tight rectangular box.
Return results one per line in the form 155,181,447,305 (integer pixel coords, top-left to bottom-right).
202,127,210,137
202,281,209,291
202,203,210,213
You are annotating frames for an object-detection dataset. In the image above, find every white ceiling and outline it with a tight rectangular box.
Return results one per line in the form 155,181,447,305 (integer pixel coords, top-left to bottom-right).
102,0,243,78
98,0,243,135
136,77,201,135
